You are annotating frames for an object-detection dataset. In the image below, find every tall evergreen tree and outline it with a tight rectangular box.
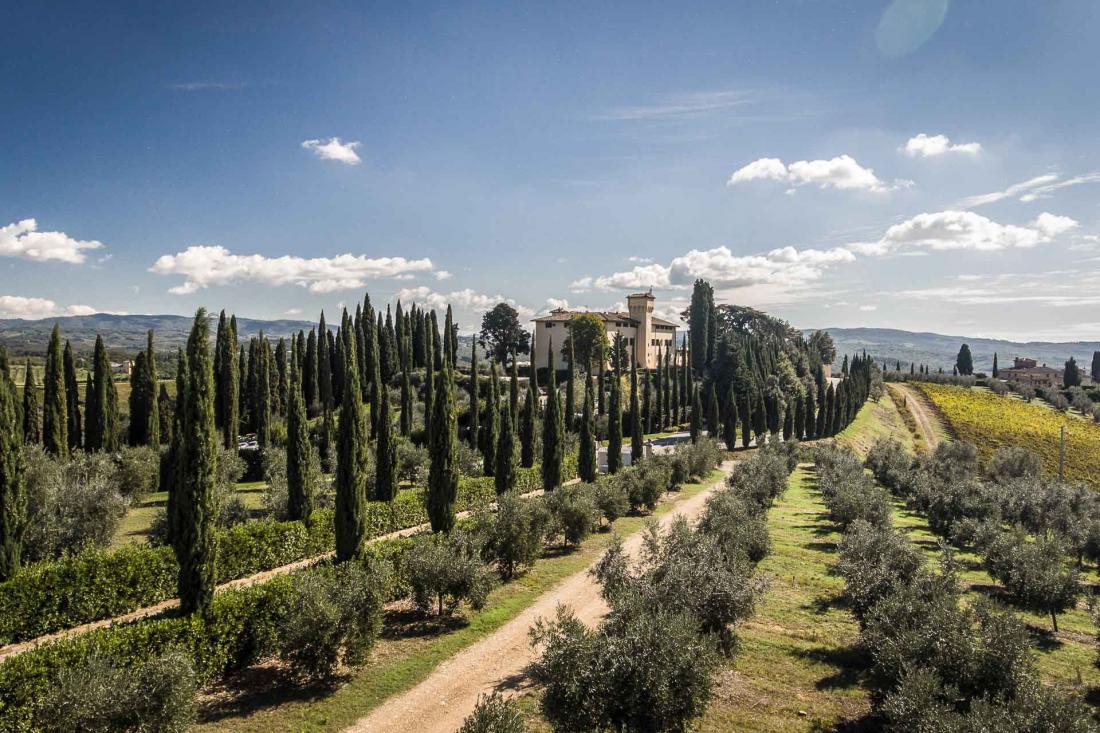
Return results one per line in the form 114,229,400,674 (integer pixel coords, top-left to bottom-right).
629,359,642,463
793,392,805,440
671,346,680,427
579,375,597,482
689,386,702,444
483,362,500,476
542,340,564,490
782,402,793,441
654,346,663,431
173,310,219,615
992,352,1000,379
375,385,398,503
399,363,413,437
145,330,160,447
42,325,67,456
158,383,172,446
423,353,435,442
607,371,622,474
705,381,720,438
237,344,249,432
218,318,238,449
741,396,752,448
597,357,606,416
468,343,480,449
722,384,738,451
509,354,519,425
643,367,653,434
494,403,516,494
318,311,333,410
214,311,228,432
286,362,314,522
128,351,149,445
254,337,272,448
1064,357,1082,388
1092,352,1100,383
0,352,26,581
274,338,289,417
804,388,816,440
334,313,369,561
520,378,537,468
369,319,383,438
22,362,40,446
304,328,319,411
63,340,81,451
955,343,974,376
753,391,767,441
428,352,459,532
564,337,576,432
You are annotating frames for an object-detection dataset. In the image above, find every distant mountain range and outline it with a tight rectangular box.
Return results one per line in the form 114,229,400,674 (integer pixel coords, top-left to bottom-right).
814,327,1100,373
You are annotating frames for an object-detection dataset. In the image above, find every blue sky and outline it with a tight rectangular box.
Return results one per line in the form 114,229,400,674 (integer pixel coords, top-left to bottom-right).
3,0,1100,340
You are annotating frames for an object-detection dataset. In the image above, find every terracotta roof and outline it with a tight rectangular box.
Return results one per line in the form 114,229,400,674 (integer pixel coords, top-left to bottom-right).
651,315,680,327
531,309,637,325
1001,366,1060,374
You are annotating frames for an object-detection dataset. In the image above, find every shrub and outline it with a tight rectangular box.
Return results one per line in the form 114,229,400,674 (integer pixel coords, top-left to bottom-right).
459,693,526,733
986,445,1043,484
698,489,770,564
545,484,600,549
865,437,911,491
982,531,1080,631
479,491,550,579
835,519,925,623
531,605,719,733
591,481,629,528
274,560,387,681
726,450,789,510
406,531,495,616
397,440,430,485
616,459,672,512
112,446,161,502
43,650,196,733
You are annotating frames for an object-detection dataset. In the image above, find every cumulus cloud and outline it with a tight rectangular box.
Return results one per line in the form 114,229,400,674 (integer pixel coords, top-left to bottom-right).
728,154,908,193
849,210,1078,255
301,137,362,165
150,245,435,294
395,286,534,318
958,172,1100,208
0,296,104,319
902,133,982,157
0,219,104,264
570,263,672,293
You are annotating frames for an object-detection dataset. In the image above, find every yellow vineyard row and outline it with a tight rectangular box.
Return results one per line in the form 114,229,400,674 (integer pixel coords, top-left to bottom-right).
917,383,1100,490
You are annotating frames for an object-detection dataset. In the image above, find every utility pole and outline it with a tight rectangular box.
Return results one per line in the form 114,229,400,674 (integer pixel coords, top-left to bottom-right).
1059,424,1066,482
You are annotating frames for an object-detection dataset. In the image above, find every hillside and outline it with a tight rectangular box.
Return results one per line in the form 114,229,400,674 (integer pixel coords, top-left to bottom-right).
814,326,1100,374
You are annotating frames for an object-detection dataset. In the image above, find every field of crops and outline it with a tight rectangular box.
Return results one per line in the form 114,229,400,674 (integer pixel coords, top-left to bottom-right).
916,382,1100,489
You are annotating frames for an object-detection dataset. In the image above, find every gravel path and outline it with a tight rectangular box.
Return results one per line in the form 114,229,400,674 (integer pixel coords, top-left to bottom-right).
344,462,735,733
892,383,943,450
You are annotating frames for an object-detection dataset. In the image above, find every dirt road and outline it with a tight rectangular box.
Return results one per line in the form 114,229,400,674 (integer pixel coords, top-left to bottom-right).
891,383,943,450
344,463,734,733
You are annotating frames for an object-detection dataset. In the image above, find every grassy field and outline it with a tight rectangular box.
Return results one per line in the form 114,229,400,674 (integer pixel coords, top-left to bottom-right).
832,393,915,458
113,482,267,547
916,382,1100,488
193,469,727,732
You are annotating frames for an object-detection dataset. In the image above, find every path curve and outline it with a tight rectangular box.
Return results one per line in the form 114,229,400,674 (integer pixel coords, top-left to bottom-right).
891,383,943,451
345,462,735,733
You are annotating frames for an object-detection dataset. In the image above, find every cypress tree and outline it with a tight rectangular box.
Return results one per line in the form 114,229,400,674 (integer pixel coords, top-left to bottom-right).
63,340,81,451
680,342,689,422
494,403,516,494
275,338,289,417
783,403,793,441
237,344,249,431
722,384,738,451
805,388,816,440
992,352,1000,378
643,367,652,434
318,311,333,410
629,359,642,463
42,325,67,456
91,343,118,452
654,346,663,431
670,347,680,427
83,372,96,449
831,383,844,436
173,309,219,615
469,344,480,449
286,362,314,522
158,383,172,446
689,386,702,443
0,352,26,581
399,364,413,437
375,385,398,503
423,354,435,442
427,353,459,532
765,391,779,435
368,321,383,438
334,312,369,561
608,371,622,474
663,348,672,427
597,357,606,416
520,379,537,468
579,375,597,482
483,362,499,476
705,381,719,438
214,311,228,432
22,362,40,446
564,338,575,432
741,396,752,448
219,318,239,449
542,340,564,490
254,337,271,448
332,325,345,405
509,354,519,425
304,328,318,411
753,391,767,441
128,351,148,445
793,392,805,440
145,330,160,448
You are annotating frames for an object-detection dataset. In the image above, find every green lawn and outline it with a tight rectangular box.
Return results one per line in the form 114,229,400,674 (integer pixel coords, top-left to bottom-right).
194,470,727,732
113,483,269,547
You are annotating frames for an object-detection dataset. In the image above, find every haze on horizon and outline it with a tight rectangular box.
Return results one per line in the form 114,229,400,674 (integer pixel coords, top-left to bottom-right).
3,1,1099,342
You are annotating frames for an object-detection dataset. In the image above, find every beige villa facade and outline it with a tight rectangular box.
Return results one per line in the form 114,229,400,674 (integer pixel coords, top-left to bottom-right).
531,291,679,370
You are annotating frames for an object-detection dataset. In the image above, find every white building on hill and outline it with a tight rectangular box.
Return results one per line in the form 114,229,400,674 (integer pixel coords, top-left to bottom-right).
531,291,679,370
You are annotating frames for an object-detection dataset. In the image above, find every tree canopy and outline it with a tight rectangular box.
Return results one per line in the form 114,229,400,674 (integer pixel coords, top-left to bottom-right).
479,303,530,365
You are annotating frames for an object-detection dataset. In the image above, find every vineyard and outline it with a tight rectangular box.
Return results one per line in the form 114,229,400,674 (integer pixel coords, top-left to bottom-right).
916,383,1100,489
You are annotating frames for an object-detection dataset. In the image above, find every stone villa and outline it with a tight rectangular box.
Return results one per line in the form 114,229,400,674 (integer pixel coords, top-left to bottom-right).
531,291,679,371
998,357,1062,388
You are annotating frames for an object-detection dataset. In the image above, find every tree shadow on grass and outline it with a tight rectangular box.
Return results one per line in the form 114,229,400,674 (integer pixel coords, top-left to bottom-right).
803,540,839,554
807,592,849,614
1026,624,1064,652
196,661,340,724
381,606,469,641
811,713,884,733
795,645,868,690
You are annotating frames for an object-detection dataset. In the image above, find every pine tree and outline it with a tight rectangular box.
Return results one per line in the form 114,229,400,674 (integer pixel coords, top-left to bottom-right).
173,310,219,615
318,312,333,410
542,341,564,490
22,362,40,446
705,381,719,438
608,371,622,474
0,350,25,581
520,379,537,468
722,384,738,451
428,353,459,532
955,344,974,376
629,359,643,463
286,361,314,522
469,343,480,448
564,338,575,432
579,375,597,482
494,403,516,494
375,384,398,503
63,340,81,451
334,313,369,561
992,352,1000,379
689,386,702,444
483,362,500,476
42,325,67,456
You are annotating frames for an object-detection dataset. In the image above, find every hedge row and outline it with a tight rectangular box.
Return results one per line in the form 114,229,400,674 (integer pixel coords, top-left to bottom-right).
0,463,568,646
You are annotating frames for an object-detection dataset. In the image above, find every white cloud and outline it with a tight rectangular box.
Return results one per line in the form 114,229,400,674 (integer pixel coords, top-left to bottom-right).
957,172,1100,208
546,298,571,311
0,219,104,264
894,269,1100,308
902,133,982,157
849,210,1078,255
570,262,672,293
301,137,362,165
150,245,436,294
433,270,453,281
728,155,908,192
0,296,105,319
394,286,534,318
284,308,303,316
596,90,749,121
859,304,878,312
